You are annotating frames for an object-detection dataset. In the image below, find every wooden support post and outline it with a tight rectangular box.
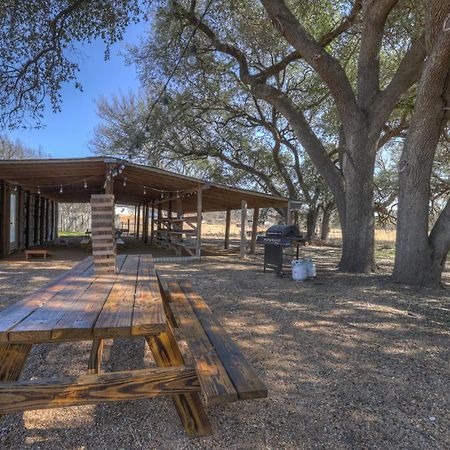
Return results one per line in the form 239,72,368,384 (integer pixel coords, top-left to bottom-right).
144,203,149,243
136,204,141,239
54,202,59,239
17,188,24,251
224,209,231,250
39,197,45,245
145,329,212,436
250,208,259,254
25,192,31,249
287,200,293,225
90,194,116,275
88,339,104,374
150,201,155,244
33,195,39,246
134,206,137,238
44,198,50,242
240,200,247,259
104,172,114,195
196,187,202,258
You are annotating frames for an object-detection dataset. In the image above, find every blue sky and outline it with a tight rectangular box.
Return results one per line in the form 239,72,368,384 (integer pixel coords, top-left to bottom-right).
8,20,148,158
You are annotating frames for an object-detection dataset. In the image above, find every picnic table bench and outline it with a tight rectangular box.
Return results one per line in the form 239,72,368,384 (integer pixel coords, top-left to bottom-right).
25,249,51,260
0,254,266,436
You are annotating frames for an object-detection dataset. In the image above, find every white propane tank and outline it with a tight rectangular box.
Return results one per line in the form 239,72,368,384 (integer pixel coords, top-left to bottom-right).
305,258,316,279
292,259,308,281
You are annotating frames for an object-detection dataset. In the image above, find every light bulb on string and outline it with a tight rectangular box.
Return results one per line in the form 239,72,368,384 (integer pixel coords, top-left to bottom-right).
37,186,41,195
143,186,147,195
84,179,87,189
123,177,127,187
59,185,63,194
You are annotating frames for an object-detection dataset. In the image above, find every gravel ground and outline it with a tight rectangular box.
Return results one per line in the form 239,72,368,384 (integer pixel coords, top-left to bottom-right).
0,243,448,450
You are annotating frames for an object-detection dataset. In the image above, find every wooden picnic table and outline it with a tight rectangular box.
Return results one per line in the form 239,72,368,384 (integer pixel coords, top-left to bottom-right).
0,253,266,437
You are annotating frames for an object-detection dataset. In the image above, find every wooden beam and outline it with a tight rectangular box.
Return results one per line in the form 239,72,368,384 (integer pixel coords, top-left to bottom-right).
0,366,200,415
196,187,202,258
240,200,247,259
224,209,231,250
250,208,259,255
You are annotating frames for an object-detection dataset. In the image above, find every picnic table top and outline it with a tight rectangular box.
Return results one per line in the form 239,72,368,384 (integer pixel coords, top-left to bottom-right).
0,254,167,344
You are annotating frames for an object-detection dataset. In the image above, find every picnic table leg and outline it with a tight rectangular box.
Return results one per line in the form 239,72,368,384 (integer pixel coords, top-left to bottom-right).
0,343,32,418
88,339,104,374
145,328,212,437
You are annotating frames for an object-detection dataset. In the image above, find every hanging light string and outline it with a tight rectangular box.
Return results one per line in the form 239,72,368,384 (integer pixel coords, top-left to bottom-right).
16,173,198,197
141,0,214,130
20,173,105,190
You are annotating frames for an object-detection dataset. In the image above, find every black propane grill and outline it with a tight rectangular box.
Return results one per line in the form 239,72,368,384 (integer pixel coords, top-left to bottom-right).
256,225,309,276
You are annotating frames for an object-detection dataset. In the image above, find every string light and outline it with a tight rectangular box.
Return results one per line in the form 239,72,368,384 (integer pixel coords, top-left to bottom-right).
37,185,41,194
143,186,147,195
59,185,63,194
123,177,127,187
84,179,88,189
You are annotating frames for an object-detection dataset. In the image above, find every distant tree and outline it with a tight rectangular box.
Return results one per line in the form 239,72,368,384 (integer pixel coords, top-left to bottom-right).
0,0,147,129
0,135,49,159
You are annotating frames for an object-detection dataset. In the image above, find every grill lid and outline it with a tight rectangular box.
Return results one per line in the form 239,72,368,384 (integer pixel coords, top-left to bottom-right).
266,224,300,237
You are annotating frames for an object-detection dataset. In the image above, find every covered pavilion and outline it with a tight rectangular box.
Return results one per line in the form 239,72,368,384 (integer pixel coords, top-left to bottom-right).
0,157,290,259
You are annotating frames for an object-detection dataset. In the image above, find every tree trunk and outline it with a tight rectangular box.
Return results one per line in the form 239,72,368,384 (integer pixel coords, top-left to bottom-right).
306,207,319,239
320,203,333,241
338,137,377,273
392,3,450,287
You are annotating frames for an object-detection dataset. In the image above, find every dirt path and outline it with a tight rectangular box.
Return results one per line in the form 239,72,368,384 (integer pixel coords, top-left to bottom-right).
0,247,448,449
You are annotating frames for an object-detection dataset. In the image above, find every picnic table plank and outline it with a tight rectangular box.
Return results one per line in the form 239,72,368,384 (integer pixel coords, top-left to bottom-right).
51,255,127,340
8,265,96,343
131,255,167,335
180,281,268,400
93,255,139,337
167,281,238,405
0,258,93,342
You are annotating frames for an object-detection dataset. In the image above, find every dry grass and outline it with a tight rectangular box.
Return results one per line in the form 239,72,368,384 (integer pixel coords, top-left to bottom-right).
0,242,448,449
